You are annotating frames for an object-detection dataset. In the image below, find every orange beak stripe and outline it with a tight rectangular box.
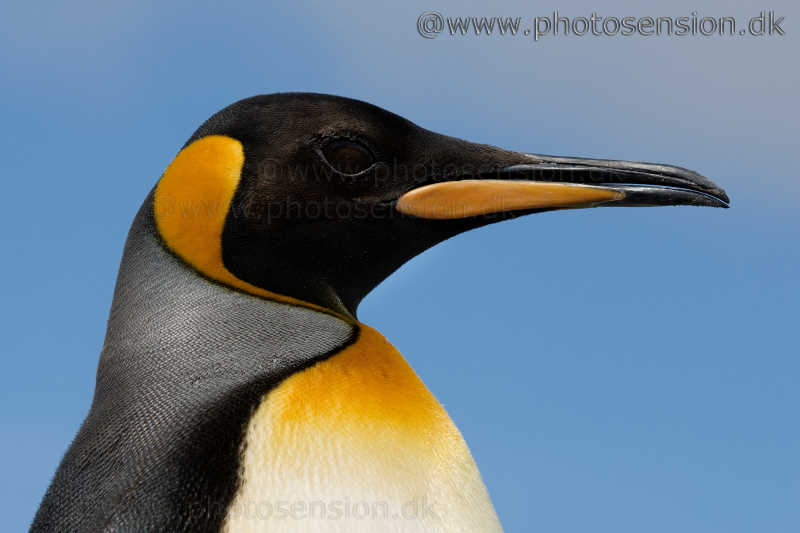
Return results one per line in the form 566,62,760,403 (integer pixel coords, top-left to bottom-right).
396,179,625,220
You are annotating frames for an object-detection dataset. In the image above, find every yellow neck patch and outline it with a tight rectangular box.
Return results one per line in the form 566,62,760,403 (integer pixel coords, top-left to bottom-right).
153,135,338,316
262,324,452,439
223,323,502,532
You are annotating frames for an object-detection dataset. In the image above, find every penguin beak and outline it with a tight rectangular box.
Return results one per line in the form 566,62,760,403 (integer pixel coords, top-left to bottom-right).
396,154,730,220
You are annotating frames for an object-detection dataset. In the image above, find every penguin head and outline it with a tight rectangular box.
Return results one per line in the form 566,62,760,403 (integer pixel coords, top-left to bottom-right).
154,93,728,318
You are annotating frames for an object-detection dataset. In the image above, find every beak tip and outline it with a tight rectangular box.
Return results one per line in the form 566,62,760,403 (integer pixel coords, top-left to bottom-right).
709,187,730,208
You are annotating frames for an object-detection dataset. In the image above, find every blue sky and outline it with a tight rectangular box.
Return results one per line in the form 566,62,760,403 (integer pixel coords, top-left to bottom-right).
1,0,798,531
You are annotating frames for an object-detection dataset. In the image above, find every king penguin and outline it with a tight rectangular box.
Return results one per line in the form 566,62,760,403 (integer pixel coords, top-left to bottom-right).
31,93,729,533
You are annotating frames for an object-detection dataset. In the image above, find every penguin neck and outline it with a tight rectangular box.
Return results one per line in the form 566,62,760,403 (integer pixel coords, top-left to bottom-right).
103,196,358,380
34,195,358,531
97,196,360,432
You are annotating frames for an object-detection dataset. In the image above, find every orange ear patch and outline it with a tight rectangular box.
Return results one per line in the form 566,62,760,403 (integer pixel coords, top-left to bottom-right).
154,135,343,317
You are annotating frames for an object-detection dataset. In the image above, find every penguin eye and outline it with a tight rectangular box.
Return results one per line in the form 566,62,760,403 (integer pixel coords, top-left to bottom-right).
321,140,374,175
